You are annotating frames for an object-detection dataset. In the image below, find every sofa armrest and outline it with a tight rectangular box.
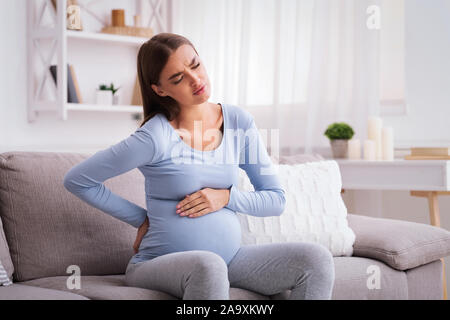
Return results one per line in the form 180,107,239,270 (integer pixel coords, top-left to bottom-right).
347,213,450,270
0,216,14,280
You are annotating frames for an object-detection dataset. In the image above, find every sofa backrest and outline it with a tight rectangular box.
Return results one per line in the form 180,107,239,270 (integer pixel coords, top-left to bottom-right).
0,152,145,282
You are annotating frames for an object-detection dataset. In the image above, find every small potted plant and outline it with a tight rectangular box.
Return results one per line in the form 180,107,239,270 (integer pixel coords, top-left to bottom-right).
324,122,354,158
95,83,120,105
109,83,121,105
96,84,113,105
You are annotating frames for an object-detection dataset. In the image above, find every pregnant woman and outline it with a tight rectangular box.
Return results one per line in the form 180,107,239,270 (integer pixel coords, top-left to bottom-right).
63,33,335,300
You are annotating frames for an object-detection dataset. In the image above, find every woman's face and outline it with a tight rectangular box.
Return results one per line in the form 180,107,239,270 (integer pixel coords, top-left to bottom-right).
151,44,211,107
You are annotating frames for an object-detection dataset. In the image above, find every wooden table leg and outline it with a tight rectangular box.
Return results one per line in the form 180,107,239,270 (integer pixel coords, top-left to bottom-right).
410,191,448,300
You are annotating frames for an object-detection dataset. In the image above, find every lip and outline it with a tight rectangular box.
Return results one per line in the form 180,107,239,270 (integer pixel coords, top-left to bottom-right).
193,84,205,95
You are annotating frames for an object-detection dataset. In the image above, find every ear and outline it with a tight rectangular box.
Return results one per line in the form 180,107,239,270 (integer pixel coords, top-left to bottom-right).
151,84,168,97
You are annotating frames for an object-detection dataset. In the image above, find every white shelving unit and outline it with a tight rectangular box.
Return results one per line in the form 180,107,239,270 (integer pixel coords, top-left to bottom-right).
66,30,149,46
27,0,172,122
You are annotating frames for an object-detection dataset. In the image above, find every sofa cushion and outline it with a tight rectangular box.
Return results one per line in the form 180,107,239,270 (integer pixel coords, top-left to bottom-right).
331,256,408,299
20,274,176,300
21,257,435,300
270,256,415,300
20,275,270,300
347,213,450,270
0,152,146,281
0,283,88,300
237,160,355,256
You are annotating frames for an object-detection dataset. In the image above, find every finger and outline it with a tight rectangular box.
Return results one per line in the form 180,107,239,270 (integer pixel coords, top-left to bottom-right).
176,192,202,210
177,193,203,212
188,207,211,218
176,194,193,210
177,197,205,214
137,229,147,237
181,203,209,216
180,202,208,216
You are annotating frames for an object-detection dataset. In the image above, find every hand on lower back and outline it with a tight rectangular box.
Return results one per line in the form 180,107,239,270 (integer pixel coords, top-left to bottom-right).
133,216,149,254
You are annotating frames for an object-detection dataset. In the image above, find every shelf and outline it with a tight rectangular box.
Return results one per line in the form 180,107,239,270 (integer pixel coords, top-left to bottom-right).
335,159,450,191
27,0,170,122
66,103,142,112
66,30,148,46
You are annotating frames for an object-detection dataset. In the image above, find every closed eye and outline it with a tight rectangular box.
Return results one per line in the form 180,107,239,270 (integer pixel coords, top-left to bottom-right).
173,63,201,85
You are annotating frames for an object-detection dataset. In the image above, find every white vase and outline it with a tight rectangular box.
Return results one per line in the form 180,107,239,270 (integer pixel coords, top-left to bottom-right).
112,94,120,105
96,90,113,105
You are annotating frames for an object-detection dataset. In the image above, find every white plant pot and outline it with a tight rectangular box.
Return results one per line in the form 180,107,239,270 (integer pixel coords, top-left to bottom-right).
330,139,349,158
96,90,113,105
112,94,120,105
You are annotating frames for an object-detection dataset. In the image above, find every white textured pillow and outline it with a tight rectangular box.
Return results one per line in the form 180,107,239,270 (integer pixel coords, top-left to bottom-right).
0,260,13,286
237,160,355,256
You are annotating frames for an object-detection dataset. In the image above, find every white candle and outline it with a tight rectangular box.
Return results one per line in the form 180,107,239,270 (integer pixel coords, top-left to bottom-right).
368,116,383,160
363,139,376,160
382,127,394,160
348,139,361,159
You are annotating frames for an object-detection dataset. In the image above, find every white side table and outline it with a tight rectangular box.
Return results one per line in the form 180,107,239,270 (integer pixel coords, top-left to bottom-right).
334,158,450,300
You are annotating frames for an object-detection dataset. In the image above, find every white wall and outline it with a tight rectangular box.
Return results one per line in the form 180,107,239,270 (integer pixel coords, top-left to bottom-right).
0,0,143,153
343,0,450,293
382,0,450,148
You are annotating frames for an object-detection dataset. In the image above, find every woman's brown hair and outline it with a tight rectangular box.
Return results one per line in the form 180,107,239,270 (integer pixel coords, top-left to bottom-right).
137,33,199,128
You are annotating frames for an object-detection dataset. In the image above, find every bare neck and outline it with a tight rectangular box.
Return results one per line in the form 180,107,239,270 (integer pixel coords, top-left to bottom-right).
173,102,216,130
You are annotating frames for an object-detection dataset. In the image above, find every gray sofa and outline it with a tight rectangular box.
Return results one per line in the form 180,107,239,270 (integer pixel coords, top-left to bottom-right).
1,151,450,300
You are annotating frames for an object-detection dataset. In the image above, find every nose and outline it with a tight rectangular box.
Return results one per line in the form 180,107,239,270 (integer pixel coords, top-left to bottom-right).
186,69,202,86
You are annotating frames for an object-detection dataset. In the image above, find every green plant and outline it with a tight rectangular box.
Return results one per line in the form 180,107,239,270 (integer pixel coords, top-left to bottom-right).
324,122,354,140
98,83,120,95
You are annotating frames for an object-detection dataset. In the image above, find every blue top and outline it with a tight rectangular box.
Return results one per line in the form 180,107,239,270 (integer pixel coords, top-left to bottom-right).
63,103,286,265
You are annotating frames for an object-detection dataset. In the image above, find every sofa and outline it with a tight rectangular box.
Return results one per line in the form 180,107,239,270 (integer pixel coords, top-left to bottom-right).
1,151,450,300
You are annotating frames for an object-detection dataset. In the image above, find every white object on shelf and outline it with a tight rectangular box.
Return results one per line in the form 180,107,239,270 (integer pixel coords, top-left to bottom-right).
368,116,383,160
363,139,376,160
112,94,120,105
134,15,142,27
96,90,113,105
382,127,394,161
348,139,361,160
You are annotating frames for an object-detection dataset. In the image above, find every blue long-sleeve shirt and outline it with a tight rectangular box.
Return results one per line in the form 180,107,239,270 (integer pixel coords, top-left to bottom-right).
63,103,286,265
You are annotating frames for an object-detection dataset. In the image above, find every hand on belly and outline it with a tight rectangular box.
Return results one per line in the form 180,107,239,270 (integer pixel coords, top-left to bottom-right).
175,187,231,218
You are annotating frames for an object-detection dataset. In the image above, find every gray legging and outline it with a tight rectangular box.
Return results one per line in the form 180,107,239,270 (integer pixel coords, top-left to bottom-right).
124,242,335,300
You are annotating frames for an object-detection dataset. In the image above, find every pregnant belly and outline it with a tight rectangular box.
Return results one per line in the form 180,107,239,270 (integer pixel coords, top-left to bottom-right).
140,198,242,264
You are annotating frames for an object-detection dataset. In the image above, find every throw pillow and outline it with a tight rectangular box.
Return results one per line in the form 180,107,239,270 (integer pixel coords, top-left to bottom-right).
270,153,325,165
237,160,355,256
0,260,13,286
